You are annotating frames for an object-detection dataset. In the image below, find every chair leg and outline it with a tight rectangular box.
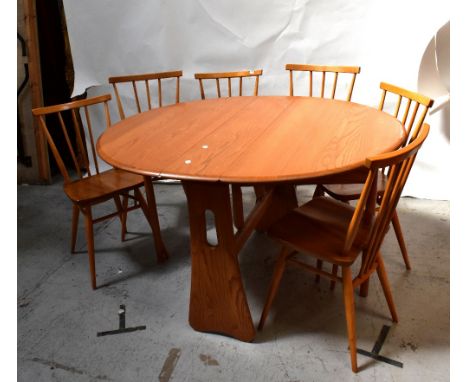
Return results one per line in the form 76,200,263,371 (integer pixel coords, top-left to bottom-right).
141,178,169,262
359,279,369,297
71,204,79,254
83,206,97,290
376,253,398,322
391,211,411,270
231,185,244,230
254,185,267,203
121,194,129,241
342,266,358,373
315,260,323,283
113,195,127,242
330,264,338,290
312,184,325,198
258,247,291,330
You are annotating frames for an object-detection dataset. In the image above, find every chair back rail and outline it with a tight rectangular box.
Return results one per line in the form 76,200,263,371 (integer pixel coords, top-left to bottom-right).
285,64,361,101
356,123,430,276
109,70,183,119
32,94,112,183
194,70,263,99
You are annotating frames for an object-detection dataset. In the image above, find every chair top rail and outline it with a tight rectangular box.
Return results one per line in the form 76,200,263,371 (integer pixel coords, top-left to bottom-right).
285,64,361,74
194,70,263,79
109,70,183,84
32,94,112,116
380,82,434,107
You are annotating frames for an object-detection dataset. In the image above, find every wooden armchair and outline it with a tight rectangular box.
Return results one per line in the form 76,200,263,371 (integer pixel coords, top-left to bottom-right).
258,123,430,372
285,64,361,100
32,94,168,289
109,70,183,120
194,70,263,100
194,69,264,230
315,82,434,270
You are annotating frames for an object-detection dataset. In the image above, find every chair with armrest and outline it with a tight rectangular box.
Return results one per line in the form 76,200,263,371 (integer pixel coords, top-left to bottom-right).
194,69,263,230
285,64,360,100
32,94,168,289
258,123,430,372
315,82,434,271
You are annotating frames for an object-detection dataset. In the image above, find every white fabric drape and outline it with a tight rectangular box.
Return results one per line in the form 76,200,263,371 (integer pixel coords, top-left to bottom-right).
63,0,450,199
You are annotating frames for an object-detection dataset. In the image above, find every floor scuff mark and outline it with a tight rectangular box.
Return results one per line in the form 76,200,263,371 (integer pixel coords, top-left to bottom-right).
199,354,219,366
159,348,181,382
400,340,418,351
30,357,112,380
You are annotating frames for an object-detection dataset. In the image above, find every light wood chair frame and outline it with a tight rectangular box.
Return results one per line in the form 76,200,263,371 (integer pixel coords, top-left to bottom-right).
32,94,168,289
315,82,434,271
109,70,183,120
194,70,263,100
285,64,361,101
258,124,430,372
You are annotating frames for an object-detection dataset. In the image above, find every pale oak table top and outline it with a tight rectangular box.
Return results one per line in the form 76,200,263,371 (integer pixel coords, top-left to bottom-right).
97,96,404,183
97,95,405,342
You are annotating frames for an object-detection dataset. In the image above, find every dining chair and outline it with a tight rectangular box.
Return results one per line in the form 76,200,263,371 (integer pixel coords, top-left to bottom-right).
285,64,361,100
109,70,183,120
315,82,434,271
194,69,264,230
32,94,167,290
109,70,184,189
258,123,430,373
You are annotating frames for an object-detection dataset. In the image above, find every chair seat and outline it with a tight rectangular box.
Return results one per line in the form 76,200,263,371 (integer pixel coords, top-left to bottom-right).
322,171,387,201
268,197,373,266
64,168,144,204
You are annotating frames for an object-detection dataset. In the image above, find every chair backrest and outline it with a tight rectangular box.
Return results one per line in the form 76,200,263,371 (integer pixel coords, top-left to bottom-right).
194,70,263,99
341,124,430,275
285,64,361,101
378,82,434,146
32,94,112,184
109,70,183,120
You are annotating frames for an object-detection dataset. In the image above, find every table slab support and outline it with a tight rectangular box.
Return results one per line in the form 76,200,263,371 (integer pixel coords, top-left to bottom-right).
183,181,255,342
182,181,298,342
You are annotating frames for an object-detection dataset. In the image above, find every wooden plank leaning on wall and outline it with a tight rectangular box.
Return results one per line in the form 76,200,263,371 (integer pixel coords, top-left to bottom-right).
23,0,51,183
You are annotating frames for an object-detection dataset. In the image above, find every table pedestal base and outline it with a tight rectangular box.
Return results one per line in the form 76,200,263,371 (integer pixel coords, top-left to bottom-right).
183,181,255,341
182,181,298,342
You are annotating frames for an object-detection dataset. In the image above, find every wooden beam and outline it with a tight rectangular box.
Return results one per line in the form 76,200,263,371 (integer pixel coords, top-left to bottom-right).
23,0,50,183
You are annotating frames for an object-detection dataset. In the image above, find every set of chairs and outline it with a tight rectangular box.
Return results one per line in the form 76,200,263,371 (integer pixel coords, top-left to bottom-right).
32,64,433,372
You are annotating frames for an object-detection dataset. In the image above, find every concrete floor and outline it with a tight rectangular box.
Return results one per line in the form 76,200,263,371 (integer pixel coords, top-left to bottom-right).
18,180,449,381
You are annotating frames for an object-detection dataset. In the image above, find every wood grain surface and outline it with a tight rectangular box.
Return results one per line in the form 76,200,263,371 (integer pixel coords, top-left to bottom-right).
97,96,404,183
96,95,404,341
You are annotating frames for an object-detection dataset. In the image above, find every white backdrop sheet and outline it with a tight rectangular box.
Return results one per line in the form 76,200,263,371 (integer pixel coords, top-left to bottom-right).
63,0,450,200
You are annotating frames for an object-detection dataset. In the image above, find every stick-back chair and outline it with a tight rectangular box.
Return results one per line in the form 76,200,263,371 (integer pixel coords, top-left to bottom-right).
194,69,264,230
315,82,434,270
110,70,183,188
285,64,361,101
109,70,183,120
32,94,167,289
194,70,263,100
258,124,430,373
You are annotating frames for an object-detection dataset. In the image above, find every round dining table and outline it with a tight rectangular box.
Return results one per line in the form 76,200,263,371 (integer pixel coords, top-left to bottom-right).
97,96,404,342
